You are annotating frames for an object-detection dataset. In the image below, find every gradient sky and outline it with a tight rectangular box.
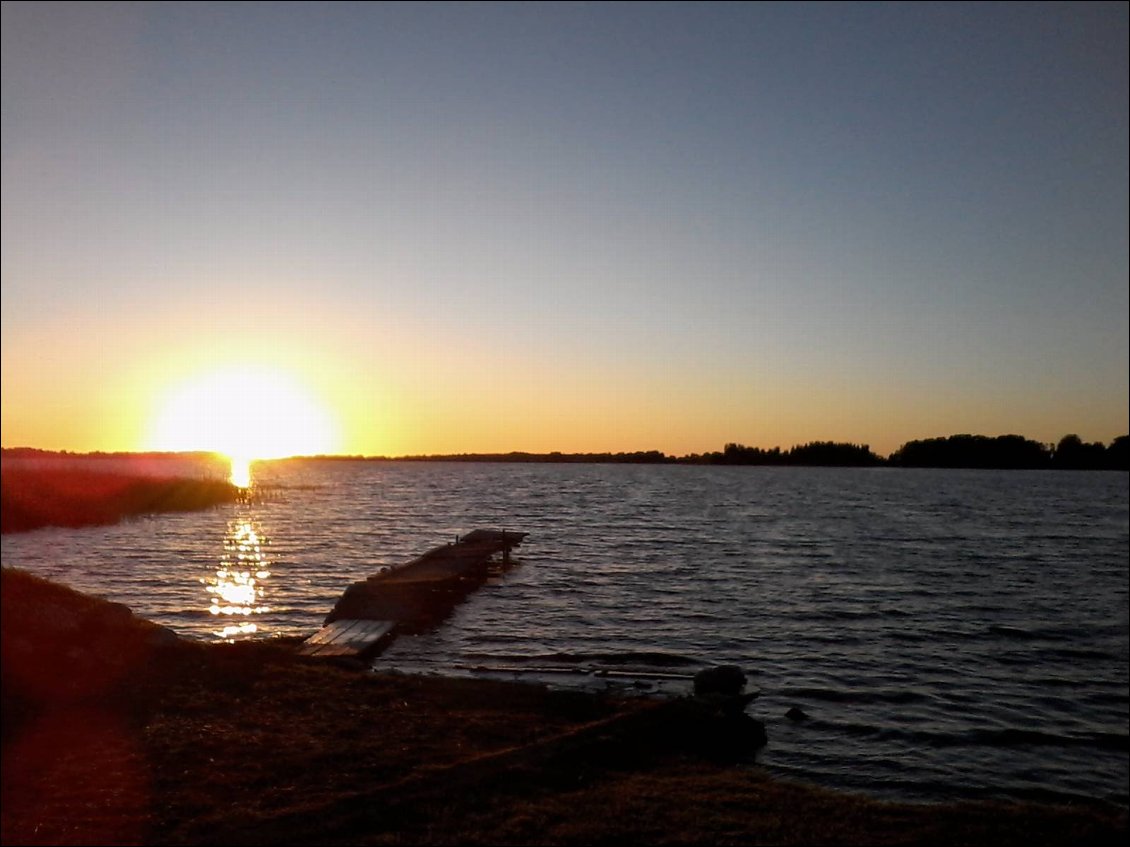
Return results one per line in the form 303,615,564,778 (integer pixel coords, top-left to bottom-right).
3,1,1127,458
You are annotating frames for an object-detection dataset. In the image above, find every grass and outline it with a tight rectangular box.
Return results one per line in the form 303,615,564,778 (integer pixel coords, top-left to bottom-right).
0,467,239,534
2,567,1125,846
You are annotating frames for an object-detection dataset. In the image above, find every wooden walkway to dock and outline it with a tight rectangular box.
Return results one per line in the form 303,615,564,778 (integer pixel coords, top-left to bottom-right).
298,619,397,658
298,529,526,659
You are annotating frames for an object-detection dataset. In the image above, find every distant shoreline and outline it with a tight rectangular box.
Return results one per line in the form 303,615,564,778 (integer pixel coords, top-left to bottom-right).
4,432,1128,471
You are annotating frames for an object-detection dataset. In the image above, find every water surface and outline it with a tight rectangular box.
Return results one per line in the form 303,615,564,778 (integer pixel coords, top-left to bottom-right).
3,461,1126,808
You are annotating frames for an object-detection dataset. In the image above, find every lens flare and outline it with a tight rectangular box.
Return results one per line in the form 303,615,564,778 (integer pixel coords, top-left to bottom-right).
229,455,251,489
149,365,339,464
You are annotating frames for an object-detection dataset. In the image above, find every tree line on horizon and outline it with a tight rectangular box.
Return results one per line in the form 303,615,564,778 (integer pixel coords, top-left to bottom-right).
887,433,1129,470
310,432,1130,470
684,433,1128,469
372,431,1130,472
2,433,1127,470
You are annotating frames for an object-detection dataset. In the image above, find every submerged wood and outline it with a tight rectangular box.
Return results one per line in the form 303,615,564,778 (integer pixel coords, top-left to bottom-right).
298,529,526,658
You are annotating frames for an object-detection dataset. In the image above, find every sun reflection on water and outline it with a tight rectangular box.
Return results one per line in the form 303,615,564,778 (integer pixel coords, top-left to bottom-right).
205,515,271,640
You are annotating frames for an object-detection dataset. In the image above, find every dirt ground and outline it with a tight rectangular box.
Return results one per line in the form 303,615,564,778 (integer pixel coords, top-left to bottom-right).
2,567,1125,846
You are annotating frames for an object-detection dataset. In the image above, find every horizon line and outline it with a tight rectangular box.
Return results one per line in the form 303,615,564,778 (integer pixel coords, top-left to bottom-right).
4,431,1128,465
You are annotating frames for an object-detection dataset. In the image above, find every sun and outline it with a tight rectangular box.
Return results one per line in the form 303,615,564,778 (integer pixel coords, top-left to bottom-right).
148,365,340,483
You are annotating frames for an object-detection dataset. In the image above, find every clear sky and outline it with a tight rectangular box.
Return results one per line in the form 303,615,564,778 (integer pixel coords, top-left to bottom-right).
2,1,1127,458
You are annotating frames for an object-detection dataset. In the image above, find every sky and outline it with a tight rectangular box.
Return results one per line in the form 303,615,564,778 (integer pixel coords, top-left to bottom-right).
2,1,1127,458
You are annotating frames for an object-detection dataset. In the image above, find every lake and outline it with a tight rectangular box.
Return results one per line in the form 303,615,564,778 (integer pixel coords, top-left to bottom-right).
3,460,1127,809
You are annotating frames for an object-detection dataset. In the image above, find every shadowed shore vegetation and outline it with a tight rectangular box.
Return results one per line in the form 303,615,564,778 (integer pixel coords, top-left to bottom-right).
6,434,1128,472
0,467,239,534
296,433,1130,470
2,567,1125,846
888,433,1130,470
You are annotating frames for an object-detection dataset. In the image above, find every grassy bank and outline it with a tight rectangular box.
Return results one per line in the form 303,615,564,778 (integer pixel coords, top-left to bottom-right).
0,468,238,534
1,567,1124,845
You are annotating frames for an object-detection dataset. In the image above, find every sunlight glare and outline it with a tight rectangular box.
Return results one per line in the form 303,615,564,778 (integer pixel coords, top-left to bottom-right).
206,517,272,640
229,455,252,488
149,366,339,466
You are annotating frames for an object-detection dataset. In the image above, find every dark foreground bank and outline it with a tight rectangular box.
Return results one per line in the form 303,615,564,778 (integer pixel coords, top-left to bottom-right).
1,567,1125,846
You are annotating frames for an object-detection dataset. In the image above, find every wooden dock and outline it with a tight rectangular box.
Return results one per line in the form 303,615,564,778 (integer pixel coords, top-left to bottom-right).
298,529,526,659
298,619,397,658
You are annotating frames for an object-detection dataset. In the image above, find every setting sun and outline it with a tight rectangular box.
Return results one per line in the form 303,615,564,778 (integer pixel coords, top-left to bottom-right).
148,366,341,479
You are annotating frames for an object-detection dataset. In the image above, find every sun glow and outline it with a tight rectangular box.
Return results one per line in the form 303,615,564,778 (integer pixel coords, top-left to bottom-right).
149,366,340,481
229,455,253,488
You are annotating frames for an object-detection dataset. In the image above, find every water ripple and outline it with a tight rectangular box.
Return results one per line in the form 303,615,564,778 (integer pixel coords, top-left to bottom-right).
2,462,1126,808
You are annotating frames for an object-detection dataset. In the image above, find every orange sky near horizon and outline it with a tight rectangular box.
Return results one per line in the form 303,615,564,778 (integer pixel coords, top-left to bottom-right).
0,290,1123,459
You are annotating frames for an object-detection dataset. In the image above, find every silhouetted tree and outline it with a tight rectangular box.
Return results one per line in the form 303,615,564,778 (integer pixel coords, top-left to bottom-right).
1107,435,1130,471
681,441,879,467
786,441,883,466
889,434,1051,469
1052,434,1108,470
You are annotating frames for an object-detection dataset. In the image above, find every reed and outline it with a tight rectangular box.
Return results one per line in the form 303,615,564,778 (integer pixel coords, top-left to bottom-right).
0,467,238,534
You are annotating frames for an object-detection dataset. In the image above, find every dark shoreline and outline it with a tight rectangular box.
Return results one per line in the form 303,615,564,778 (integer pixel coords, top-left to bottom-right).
5,433,1130,470
2,567,1126,846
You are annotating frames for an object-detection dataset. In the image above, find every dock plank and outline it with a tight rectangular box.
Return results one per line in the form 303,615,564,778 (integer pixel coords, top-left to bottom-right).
298,619,396,657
